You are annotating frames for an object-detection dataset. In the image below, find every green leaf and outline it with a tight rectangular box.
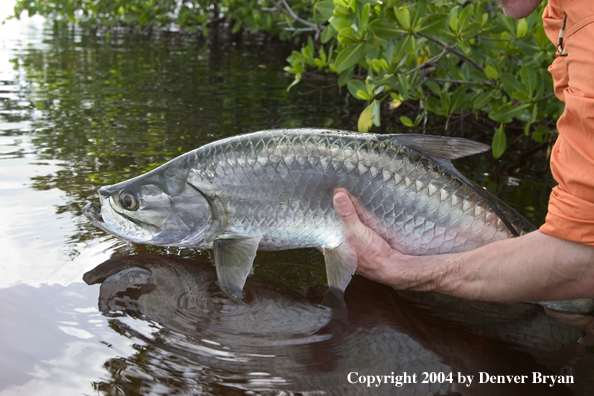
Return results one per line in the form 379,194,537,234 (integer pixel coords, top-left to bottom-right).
534,125,551,143
524,122,532,136
318,47,327,63
488,103,531,123
368,19,404,40
365,78,373,97
440,91,451,111
425,81,441,96
338,67,354,86
516,19,528,38
511,91,529,101
372,100,381,126
394,6,411,30
417,13,448,35
390,93,404,109
534,27,549,49
484,65,498,80
492,124,506,158
400,115,414,127
358,3,370,34
390,35,410,65
338,27,360,44
315,1,335,21
527,103,538,123
449,6,460,31
333,4,350,18
412,0,427,29
347,79,367,98
473,91,491,109
334,44,364,72
371,59,383,73
370,74,396,86
456,37,471,54
534,70,545,100
458,5,473,33
460,22,482,38
450,87,466,113
414,113,424,126
497,13,515,35
329,16,351,33
404,35,419,54
397,74,410,101
425,96,440,113
356,90,372,100
358,102,375,132
287,73,302,92
501,73,526,95
520,66,537,95
321,26,334,43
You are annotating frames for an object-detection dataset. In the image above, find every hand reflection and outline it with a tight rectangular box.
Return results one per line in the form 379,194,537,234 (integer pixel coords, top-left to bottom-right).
545,308,594,345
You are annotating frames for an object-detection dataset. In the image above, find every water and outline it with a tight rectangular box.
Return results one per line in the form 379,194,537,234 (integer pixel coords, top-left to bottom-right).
1,4,593,395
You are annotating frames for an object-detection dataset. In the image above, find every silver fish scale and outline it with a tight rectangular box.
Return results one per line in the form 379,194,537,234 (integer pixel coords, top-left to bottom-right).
189,129,515,255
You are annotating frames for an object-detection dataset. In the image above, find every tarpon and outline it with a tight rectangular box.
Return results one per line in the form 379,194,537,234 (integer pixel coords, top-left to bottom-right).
83,129,593,312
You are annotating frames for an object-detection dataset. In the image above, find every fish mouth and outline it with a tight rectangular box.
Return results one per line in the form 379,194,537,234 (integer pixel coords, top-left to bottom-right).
83,202,115,236
84,200,154,243
83,202,104,225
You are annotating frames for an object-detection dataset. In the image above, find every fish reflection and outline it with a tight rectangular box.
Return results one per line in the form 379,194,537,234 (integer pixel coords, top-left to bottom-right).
84,255,591,395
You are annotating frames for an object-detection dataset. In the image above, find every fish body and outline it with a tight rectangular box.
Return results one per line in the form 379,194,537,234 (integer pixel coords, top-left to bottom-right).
83,129,593,312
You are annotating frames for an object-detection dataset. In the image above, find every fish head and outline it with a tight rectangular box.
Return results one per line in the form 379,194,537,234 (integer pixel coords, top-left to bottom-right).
83,172,212,246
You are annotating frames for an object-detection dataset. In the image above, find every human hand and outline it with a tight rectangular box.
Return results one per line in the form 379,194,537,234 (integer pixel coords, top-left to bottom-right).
544,308,594,345
332,189,447,291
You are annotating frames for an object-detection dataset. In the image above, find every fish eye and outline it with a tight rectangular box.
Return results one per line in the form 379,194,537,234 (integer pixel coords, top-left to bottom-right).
119,190,139,211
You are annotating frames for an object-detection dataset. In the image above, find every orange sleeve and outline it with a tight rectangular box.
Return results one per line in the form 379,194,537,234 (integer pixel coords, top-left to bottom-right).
539,0,594,247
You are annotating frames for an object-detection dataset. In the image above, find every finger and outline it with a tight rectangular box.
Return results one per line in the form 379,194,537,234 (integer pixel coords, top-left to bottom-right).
544,308,594,329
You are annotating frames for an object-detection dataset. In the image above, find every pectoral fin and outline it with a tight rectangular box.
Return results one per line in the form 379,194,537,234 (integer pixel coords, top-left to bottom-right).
323,244,358,296
213,234,262,296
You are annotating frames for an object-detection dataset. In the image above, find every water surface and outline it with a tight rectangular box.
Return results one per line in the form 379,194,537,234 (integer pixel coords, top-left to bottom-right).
1,5,593,395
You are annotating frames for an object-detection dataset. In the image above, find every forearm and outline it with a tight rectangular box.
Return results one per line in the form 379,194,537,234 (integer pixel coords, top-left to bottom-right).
383,231,594,302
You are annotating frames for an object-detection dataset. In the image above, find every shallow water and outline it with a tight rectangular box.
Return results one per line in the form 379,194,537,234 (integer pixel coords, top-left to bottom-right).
1,4,594,395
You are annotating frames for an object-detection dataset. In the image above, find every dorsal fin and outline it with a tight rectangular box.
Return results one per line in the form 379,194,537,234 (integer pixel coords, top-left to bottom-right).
386,134,489,160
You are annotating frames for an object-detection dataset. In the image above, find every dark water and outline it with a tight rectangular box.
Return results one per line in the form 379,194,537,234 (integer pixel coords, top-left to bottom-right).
2,6,594,396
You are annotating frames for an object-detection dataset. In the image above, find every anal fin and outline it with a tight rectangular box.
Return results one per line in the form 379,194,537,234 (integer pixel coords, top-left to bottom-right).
213,234,262,297
323,244,358,296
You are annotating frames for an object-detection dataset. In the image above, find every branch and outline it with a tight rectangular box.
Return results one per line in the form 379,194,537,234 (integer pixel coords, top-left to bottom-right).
540,92,556,101
476,36,513,42
429,78,495,86
269,0,323,37
297,83,338,96
402,46,449,76
419,33,484,72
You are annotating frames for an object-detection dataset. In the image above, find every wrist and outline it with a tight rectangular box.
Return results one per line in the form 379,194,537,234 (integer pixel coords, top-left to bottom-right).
382,251,462,293
411,251,486,301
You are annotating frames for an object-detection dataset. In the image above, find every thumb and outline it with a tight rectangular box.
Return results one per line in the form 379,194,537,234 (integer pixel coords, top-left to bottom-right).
333,191,360,226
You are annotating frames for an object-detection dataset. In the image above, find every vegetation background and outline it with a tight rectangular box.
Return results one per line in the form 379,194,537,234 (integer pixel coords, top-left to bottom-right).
11,0,561,158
